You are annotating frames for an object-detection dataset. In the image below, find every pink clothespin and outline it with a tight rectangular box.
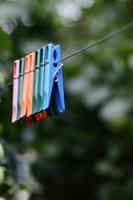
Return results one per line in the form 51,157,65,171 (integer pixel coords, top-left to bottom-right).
12,60,20,123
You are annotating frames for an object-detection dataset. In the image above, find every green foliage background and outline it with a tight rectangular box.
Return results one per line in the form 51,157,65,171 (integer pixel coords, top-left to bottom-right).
0,0,133,199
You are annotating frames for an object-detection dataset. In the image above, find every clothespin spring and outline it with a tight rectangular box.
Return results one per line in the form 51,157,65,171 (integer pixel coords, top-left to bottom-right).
53,63,63,82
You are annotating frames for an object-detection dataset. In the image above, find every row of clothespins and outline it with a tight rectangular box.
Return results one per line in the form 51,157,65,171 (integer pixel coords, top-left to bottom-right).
12,43,65,124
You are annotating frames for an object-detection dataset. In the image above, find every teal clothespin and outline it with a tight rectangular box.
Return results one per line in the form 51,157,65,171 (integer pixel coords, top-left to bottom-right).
36,47,45,112
32,51,39,114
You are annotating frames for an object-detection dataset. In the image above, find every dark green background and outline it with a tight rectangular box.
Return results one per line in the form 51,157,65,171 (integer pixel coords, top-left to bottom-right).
0,0,133,199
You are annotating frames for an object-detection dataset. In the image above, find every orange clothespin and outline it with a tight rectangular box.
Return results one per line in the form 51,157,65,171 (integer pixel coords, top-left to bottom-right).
21,55,30,118
27,52,35,116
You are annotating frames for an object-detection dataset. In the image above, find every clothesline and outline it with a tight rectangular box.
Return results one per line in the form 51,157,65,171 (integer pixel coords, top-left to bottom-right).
0,21,133,91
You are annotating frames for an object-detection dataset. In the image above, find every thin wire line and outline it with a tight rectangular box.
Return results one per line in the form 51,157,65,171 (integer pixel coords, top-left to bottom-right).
0,21,133,91
61,21,133,62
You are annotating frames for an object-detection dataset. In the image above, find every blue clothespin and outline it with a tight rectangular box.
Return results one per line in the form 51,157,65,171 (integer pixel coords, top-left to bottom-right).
43,43,65,113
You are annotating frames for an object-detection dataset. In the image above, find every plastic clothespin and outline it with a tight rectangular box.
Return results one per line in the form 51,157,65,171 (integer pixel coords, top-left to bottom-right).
32,51,39,114
52,45,65,113
21,54,30,118
36,47,45,112
27,52,35,116
17,58,24,120
12,60,20,123
42,43,65,113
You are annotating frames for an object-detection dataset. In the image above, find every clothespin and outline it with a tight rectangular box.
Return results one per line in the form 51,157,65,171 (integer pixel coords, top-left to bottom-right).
12,60,20,123
36,47,45,112
43,43,65,113
52,45,65,113
32,51,39,114
27,52,35,117
21,55,30,118
17,58,24,120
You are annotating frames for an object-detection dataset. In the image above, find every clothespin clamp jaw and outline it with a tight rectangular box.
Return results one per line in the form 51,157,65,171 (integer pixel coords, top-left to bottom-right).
42,43,65,113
